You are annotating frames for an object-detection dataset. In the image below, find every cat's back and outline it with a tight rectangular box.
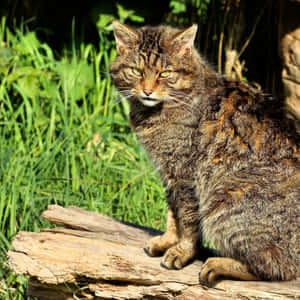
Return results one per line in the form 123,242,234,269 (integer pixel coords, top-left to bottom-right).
196,79,300,262
197,78,300,175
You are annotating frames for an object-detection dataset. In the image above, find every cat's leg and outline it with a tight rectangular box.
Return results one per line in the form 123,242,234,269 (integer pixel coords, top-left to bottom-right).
162,224,198,269
161,186,200,269
146,184,199,269
199,242,298,284
199,257,258,284
145,208,179,256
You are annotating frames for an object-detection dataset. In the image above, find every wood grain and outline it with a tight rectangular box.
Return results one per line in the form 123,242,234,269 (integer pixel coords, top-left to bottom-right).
8,205,300,299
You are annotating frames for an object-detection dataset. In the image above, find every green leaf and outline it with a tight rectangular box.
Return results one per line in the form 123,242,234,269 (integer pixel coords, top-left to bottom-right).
117,3,144,23
129,15,144,23
18,32,41,55
6,66,45,83
16,76,39,100
57,59,94,102
170,0,187,14
96,14,115,32
0,47,13,66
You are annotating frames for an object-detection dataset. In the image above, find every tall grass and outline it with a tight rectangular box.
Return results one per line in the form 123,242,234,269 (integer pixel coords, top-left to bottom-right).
0,18,166,299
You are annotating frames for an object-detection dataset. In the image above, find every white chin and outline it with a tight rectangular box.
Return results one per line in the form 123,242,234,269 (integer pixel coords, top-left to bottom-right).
139,98,161,107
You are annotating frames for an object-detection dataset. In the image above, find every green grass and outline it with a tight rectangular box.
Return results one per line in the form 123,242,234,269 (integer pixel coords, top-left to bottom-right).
0,18,166,299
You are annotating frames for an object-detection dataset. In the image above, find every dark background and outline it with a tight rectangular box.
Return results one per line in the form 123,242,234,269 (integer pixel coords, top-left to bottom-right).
0,0,283,97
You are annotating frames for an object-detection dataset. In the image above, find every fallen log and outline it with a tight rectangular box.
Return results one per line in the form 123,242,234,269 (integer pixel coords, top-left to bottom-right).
8,205,300,299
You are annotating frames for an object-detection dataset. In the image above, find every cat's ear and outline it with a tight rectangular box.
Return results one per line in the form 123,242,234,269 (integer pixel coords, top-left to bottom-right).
112,21,139,54
170,24,198,56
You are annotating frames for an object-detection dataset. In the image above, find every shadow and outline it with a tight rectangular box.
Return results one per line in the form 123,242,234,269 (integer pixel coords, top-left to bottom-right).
118,219,162,237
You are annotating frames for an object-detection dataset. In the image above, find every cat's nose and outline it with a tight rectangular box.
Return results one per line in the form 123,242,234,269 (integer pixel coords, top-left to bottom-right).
143,88,153,96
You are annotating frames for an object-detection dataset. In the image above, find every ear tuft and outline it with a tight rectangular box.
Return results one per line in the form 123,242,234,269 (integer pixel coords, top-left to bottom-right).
170,24,198,56
112,21,140,54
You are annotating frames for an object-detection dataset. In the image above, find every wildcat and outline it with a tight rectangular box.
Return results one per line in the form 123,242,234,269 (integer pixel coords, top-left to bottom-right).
109,21,300,284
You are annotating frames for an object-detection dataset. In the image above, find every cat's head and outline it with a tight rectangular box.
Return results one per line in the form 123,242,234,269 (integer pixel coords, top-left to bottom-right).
110,21,200,108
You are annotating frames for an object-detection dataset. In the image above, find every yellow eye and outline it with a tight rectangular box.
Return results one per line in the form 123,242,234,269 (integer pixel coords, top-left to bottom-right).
159,71,171,78
132,68,143,77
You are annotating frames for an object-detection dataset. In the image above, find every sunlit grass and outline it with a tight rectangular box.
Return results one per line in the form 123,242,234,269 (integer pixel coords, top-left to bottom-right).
0,17,166,299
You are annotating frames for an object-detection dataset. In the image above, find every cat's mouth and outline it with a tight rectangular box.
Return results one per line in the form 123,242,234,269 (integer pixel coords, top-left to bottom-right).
141,97,157,101
138,96,162,107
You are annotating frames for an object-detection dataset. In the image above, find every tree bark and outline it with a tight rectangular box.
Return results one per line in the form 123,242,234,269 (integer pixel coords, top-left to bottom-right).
8,205,300,300
280,0,300,127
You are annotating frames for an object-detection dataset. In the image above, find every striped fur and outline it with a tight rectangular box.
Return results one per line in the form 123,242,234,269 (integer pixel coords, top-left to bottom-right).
110,22,300,284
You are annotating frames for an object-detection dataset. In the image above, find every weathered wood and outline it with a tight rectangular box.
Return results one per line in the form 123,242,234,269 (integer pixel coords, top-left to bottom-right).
8,205,300,299
280,0,300,127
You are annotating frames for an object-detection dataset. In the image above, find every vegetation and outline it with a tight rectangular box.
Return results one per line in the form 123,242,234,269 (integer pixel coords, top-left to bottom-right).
0,0,285,298
0,16,165,299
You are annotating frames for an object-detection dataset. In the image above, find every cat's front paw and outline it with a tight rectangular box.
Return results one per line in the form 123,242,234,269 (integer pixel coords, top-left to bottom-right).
199,257,258,285
162,241,196,269
145,232,178,257
199,257,227,285
145,235,166,256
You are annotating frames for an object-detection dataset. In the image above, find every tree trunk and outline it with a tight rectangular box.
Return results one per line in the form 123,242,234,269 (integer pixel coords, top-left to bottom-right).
8,205,300,299
280,0,300,127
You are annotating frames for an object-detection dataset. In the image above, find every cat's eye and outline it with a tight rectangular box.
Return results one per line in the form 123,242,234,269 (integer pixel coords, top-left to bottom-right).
132,67,143,77
159,71,171,78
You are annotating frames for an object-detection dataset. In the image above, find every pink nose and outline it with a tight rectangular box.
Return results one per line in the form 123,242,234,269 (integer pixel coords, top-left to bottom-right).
143,88,153,96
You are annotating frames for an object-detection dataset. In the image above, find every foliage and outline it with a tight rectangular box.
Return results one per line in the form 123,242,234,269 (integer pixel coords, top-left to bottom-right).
96,3,144,47
0,1,281,297
169,0,211,25
0,16,165,299
168,0,260,81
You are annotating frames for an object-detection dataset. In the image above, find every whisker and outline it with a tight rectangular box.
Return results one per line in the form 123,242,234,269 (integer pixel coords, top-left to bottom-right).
165,99,191,114
169,96,193,109
118,89,132,94
117,88,134,94
112,94,133,104
164,98,194,115
110,88,132,98
99,70,111,77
